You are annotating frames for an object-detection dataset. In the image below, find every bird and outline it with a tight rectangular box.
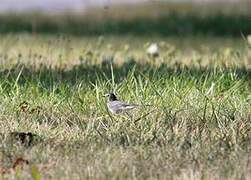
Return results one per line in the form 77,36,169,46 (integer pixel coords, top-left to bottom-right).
103,92,139,114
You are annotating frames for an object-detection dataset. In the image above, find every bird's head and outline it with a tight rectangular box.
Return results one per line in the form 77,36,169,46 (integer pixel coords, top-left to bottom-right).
103,92,118,101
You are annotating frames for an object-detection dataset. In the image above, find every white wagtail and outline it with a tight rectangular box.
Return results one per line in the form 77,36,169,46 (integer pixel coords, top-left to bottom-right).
103,92,140,114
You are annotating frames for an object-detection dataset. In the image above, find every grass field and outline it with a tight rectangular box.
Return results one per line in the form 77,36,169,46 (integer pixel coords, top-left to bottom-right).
0,34,251,179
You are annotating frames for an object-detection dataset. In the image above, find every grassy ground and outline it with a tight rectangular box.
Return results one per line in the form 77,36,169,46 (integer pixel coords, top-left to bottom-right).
0,34,251,179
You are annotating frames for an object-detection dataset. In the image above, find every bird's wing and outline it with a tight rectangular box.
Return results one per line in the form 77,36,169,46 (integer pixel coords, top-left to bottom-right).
110,101,138,110
118,101,138,108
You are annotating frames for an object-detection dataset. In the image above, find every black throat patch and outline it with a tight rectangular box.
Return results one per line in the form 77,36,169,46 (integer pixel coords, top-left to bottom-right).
109,93,117,101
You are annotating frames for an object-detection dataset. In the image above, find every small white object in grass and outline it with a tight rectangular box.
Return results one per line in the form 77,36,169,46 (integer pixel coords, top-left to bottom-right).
205,82,215,96
147,43,159,57
247,35,251,46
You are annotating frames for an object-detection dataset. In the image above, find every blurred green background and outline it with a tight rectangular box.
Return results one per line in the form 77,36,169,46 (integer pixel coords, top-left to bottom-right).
0,1,251,36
